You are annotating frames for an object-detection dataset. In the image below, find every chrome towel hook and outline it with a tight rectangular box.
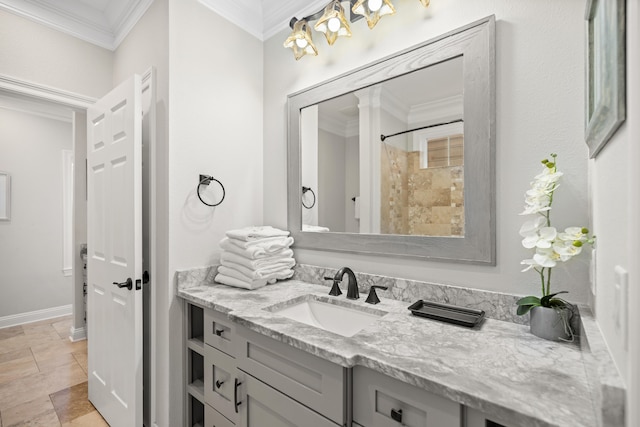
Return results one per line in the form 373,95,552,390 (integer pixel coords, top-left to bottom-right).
197,174,225,207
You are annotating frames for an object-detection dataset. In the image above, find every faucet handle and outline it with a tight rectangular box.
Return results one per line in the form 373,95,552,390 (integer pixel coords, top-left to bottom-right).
365,285,388,305
324,277,342,296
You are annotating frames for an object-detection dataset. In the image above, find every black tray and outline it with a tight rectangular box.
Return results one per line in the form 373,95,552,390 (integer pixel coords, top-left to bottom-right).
408,300,485,327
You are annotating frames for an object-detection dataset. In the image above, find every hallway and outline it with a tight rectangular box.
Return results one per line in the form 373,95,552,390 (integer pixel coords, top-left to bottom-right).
0,316,108,426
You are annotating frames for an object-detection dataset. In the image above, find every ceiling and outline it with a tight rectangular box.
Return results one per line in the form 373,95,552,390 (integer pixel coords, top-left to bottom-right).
0,0,325,50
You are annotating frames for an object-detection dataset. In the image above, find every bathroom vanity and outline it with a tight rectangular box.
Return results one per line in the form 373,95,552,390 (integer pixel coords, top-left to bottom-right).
178,273,619,427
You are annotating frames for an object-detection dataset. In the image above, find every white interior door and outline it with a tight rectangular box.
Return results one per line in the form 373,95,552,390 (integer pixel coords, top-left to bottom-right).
87,75,143,427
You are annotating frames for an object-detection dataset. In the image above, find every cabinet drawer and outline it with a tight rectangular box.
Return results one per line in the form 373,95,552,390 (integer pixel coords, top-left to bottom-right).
353,366,461,427
204,309,237,357
236,325,345,425
205,403,235,427
465,406,512,427
237,372,338,427
204,345,238,424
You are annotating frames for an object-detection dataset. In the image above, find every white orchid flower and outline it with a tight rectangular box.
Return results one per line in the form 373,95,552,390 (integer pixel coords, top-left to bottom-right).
520,258,538,272
553,241,582,261
521,226,557,249
533,249,557,268
519,217,546,237
558,226,587,242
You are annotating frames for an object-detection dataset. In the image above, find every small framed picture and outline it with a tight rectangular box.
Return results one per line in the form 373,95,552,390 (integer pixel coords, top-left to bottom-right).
0,171,10,221
585,0,626,158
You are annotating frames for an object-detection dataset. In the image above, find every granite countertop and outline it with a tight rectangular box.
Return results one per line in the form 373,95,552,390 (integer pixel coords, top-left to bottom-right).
178,279,598,427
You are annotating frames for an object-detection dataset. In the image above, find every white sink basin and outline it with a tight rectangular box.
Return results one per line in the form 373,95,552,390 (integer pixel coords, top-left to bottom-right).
267,296,386,337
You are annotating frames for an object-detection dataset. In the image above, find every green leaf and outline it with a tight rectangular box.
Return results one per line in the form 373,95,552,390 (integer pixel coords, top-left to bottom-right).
517,304,538,315
516,296,541,306
516,296,541,316
541,291,568,307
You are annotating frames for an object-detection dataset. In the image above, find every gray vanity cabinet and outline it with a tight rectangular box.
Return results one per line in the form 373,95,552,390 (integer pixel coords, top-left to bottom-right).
186,302,344,427
353,366,461,427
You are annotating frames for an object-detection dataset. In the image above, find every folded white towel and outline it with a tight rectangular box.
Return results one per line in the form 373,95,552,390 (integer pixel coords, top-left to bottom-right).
227,236,294,251
218,265,293,283
215,273,267,290
303,224,330,232
220,238,293,259
226,226,290,242
220,259,294,279
221,251,295,271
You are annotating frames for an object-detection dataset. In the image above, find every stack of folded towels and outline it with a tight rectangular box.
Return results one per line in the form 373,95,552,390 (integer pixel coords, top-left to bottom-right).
215,226,295,290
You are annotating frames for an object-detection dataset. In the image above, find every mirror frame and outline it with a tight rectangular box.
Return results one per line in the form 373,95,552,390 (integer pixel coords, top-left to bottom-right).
287,16,495,265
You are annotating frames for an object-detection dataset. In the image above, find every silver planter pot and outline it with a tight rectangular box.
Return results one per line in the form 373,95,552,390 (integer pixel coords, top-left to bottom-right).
530,306,573,341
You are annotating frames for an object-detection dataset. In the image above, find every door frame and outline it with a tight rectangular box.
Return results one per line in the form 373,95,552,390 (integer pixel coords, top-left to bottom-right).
0,72,158,425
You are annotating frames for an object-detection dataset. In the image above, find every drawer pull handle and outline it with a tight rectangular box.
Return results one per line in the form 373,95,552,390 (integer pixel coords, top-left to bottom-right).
391,408,403,423
234,378,242,413
215,328,224,336
215,380,225,389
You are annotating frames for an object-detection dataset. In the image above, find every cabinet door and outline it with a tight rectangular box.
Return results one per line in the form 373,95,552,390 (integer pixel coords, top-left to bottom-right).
204,344,238,424
236,372,337,427
353,366,460,427
205,403,235,427
235,325,344,424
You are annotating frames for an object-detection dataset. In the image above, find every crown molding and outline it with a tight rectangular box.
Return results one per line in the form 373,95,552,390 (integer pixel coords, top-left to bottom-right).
0,0,153,50
0,74,96,109
408,95,463,125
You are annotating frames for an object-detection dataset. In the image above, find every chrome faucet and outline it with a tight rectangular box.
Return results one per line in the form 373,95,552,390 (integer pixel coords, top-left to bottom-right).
334,267,359,300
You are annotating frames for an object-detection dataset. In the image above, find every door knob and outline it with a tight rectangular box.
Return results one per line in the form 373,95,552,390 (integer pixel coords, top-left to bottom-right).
113,278,133,290
215,380,225,389
390,408,403,423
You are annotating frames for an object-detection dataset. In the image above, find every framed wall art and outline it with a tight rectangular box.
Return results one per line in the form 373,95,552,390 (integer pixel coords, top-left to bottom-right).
585,0,626,158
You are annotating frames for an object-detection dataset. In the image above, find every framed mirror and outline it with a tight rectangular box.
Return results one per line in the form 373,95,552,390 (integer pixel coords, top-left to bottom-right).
287,16,495,264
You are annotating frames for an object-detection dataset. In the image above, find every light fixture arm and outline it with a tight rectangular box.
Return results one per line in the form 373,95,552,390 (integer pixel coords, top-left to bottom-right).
289,0,363,28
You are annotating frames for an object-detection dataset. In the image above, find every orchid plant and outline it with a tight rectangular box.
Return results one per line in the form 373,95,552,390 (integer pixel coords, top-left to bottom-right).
516,154,595,316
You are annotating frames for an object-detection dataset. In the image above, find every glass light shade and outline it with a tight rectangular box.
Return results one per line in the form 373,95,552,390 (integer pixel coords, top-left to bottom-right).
314,0,352,46
419,0,430,7
351,0,396,29
283,19,318,60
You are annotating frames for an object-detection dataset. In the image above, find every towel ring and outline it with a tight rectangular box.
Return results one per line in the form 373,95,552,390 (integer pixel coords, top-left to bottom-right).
302,186,316,209
197,174,225,207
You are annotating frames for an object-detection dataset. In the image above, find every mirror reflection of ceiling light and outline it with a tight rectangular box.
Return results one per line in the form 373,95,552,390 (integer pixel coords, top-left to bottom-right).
314,0,352,46
284,0,431,60
283,19,318,60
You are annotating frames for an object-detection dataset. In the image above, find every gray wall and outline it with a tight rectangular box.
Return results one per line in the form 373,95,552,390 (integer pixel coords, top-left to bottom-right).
0,108,72,316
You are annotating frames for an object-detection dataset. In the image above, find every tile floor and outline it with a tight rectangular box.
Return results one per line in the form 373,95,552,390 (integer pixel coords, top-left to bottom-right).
0,315,109,426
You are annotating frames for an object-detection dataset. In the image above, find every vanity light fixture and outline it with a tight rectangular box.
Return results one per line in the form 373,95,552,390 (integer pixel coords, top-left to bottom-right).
351,0,396,29
283,18,318,60
284,0,430,60
314,0,352,45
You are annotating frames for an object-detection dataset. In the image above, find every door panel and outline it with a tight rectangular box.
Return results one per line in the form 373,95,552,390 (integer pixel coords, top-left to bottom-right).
87,75,143,427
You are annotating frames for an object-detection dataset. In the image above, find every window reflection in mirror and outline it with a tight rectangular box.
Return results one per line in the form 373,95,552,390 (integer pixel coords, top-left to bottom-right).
300,56,464,237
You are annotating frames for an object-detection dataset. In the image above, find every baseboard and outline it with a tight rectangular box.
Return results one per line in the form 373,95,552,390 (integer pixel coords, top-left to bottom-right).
0,304,73,329
69,325,87,342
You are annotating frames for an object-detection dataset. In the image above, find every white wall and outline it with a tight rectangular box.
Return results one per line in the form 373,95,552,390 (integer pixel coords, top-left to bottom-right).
264,0,589,301
591,0,640,416
345,135,359,233
0,107,73,316
0,10,113,98
167,1,264,425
